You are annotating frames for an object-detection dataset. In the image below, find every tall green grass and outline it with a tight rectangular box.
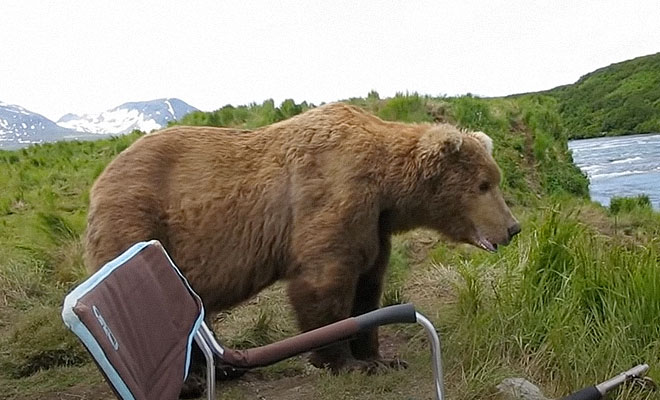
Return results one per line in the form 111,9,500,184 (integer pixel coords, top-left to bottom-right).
437,206,660,398
382,241,412,306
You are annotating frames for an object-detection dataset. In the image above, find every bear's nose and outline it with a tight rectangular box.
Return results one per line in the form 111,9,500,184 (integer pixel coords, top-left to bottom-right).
508,223,521,239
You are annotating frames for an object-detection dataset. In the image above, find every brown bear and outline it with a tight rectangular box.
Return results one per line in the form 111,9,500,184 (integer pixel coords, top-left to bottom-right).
85,103,519,389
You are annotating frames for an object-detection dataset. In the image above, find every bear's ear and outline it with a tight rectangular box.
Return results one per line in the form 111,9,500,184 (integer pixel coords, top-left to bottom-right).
417,127,463,160
469,131,494,155
415,127,463,180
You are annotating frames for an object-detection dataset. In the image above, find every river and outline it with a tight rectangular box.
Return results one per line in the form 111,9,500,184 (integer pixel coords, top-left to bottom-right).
568,133,660,209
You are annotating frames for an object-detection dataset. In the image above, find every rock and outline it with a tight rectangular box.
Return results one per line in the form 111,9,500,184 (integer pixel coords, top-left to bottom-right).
496,377,549,400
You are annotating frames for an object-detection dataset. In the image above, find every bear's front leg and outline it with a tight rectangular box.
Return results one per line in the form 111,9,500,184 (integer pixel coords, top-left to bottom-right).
349,228,407,370
287,247,405,373
287,201,402,372
286,265,365,372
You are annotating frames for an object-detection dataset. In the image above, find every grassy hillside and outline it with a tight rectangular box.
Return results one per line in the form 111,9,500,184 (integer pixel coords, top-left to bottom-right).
544,52,660,138
1,95,658,399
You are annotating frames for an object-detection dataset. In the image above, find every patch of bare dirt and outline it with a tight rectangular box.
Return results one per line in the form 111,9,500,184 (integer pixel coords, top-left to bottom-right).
229,373,317,400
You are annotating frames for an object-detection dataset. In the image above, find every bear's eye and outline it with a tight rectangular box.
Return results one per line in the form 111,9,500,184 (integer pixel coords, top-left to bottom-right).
479,181,490,193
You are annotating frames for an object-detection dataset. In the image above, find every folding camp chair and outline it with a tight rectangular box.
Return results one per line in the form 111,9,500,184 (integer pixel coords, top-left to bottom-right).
62,240,447,400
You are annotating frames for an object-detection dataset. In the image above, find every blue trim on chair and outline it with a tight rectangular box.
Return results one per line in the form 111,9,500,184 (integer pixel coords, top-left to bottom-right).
186,307,205,377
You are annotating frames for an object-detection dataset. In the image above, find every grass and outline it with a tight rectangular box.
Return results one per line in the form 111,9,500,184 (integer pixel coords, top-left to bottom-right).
382,241,412,306
432,205,660,399
0,96,658,399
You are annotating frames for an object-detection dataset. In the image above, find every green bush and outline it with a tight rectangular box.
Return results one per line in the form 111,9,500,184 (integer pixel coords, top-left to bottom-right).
610,194,652,214
377,92,432,123
451,95,497,131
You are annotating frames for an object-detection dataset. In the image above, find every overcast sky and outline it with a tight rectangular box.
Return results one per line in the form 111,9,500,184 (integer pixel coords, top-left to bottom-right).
3,0,660,121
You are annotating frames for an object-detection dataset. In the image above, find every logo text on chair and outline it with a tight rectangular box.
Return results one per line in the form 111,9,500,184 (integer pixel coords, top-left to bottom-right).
92,305,119,351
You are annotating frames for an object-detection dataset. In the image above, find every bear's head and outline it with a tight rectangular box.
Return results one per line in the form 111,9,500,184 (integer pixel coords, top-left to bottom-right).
412,126,520,252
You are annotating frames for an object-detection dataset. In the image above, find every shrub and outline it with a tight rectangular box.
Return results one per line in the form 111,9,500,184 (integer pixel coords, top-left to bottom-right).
378,92,432,123
610,194,652,214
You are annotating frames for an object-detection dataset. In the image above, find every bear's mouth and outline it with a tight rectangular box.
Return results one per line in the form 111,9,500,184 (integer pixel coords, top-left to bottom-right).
474,235,497,253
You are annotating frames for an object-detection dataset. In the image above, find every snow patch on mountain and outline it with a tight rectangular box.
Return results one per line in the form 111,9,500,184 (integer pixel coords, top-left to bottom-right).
57,108,161,134
56,98,197,135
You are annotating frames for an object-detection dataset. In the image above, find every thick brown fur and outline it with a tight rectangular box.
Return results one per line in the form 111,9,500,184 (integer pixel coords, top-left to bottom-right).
85,103,519,378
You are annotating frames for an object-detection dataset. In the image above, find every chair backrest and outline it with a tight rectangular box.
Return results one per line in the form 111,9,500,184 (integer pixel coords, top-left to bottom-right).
62,240,205,400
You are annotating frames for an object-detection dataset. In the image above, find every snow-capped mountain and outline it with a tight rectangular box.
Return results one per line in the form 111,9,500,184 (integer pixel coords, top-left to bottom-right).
0,98,198,150
56,98,197,135
0,101,78,149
